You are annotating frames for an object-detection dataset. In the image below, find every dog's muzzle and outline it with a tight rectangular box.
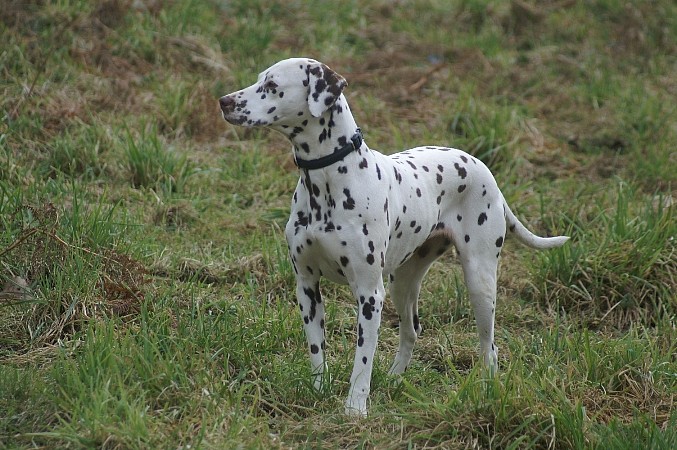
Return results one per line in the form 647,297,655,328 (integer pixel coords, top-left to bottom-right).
219,95,248,125
219,96,236,115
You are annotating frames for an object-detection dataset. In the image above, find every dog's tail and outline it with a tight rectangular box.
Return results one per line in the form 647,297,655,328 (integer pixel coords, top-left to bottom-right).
503,199,569,249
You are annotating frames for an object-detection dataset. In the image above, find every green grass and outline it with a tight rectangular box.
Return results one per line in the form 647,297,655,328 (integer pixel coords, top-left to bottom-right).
1,0,676,448
532,184,676,329
122,123,198,194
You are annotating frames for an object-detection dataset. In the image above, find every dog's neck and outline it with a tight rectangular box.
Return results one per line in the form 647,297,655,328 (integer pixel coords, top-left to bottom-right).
275,95,363,165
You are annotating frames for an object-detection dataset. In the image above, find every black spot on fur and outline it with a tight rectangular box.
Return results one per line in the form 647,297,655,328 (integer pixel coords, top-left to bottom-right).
478,212,488,225
314,78,327,97
393,167,402,184
342,188,355,210
362,302,373,320
295,211,309,227
454,162,467,179
303,283,321,322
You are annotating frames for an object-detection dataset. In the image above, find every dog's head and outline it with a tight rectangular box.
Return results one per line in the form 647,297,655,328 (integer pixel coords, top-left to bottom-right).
219,58,347,127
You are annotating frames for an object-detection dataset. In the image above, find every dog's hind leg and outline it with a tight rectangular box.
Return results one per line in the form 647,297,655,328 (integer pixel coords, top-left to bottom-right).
458,235,504,374
388,235,453,375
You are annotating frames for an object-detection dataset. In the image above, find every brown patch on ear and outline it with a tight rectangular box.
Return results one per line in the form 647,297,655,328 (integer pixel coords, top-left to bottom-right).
322,63,347,97
307,62,347,117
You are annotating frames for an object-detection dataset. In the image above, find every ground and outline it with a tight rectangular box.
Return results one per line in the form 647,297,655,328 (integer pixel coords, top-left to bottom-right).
0,1,675,448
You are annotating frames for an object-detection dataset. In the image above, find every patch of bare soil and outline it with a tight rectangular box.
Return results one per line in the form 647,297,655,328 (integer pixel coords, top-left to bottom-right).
0,203,147,357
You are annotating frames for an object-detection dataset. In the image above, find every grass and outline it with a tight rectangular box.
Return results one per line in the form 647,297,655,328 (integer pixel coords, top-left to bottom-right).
122,123,198,194
1,0,676,448
532,183,676,329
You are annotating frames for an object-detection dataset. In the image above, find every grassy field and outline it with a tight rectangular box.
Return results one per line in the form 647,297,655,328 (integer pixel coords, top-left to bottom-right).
1,0,676,448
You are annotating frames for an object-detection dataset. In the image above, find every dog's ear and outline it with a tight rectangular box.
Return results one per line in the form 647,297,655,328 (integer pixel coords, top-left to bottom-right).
306,61,347,118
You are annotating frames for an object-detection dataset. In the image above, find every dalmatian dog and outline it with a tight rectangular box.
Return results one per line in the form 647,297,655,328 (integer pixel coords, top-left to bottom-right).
219,58,569,416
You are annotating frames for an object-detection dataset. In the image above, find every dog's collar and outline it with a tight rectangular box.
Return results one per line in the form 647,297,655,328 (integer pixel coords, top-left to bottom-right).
294,129,363,170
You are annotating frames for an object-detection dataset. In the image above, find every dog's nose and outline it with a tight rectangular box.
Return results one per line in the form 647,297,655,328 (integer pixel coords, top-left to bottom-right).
219,96,235,114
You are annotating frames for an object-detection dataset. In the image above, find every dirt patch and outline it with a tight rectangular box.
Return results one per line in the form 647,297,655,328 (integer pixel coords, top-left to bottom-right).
0,203,147,355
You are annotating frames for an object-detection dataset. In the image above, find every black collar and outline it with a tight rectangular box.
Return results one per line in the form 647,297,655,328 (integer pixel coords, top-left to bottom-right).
294,129,363,170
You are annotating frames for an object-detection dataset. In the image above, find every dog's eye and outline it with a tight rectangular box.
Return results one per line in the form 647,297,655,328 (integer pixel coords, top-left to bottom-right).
264,80,278,91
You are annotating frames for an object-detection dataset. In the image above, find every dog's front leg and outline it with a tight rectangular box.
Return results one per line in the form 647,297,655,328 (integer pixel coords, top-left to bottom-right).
345,277,385,417
295,276,326,390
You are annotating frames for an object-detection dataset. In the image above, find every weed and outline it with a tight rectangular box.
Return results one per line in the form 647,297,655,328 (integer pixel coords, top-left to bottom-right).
532,185,676,329
0,201,145,354
122,123,197,194
42,121,107,179
446,93,523,168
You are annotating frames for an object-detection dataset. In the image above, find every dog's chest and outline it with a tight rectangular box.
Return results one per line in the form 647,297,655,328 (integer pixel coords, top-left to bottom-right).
285,163,392,282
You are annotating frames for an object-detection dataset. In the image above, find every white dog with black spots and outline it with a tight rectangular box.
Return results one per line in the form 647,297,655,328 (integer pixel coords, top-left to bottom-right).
219,58,569,416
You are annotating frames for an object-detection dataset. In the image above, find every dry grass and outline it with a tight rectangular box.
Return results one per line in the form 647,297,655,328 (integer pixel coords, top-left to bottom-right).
0,203,146,355
1,1,675,448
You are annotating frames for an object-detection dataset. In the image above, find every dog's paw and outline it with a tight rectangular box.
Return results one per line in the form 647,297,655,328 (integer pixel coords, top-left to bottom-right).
344,395,368,417
388,358,409,375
